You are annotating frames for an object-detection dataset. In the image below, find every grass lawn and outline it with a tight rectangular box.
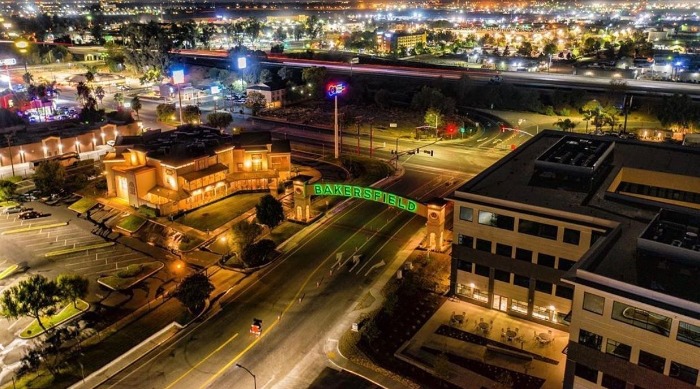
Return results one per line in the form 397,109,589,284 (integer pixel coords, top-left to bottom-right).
178,235,204,251
116,214,147,233
0,264,18,280
269,222,304,246
68,196,98,213
177,192,265,232
20,299,89,339
97,261,163,291
342,155,395,186
0,200,19,207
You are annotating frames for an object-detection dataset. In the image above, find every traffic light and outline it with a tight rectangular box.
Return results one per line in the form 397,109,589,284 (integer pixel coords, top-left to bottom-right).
423,150,434,156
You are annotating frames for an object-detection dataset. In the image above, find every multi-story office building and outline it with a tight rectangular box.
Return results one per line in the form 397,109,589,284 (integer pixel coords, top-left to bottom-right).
449,132,700,388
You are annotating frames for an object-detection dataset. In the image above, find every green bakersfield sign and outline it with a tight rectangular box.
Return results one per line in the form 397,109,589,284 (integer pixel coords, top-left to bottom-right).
311,183,419,213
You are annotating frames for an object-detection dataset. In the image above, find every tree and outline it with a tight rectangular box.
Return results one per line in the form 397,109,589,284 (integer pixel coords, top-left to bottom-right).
258,69,273,83
301,66,327,98
33,161,66,195
256,194,284,228
411,86,455,114
277,66,294,81
22,72,33,85
233,219,262,249
245,91,267,115
374,89,391,109
241,239,276,267
94,86,105,108
75,81,91,105
542,42,558,56
173,273,214,314
130,96,142,120
656,94,698,131
555,118,577,132
114,92,124,109
0,275,62,332
56,274,88,308
207,112,233,130
517,42,533,57
182,105,201,123
156,103,177,122
424,108,444,129
0,180,17,201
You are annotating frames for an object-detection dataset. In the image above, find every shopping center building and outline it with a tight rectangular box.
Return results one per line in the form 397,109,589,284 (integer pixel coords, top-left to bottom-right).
103,126,291,215
449,131,700,388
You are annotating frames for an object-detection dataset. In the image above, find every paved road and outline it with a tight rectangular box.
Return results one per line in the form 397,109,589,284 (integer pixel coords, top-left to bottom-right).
97,163,481,389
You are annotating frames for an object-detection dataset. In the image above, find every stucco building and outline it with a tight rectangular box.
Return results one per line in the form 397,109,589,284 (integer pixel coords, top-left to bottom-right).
103,126,291,215
449,132,700,388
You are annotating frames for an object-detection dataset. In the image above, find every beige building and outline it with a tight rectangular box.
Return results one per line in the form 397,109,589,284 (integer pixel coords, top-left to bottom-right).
450,132,700,388
104,127,291,215
376,31,427,53
246,83,286,109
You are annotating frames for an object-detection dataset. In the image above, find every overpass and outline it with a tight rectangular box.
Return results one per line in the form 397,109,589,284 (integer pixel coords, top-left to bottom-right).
170,49,700,100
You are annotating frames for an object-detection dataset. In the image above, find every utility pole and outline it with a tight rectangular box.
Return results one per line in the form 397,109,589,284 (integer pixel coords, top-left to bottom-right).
4,133,15,178
622,95,633,134
334,94,339,159
356,121,360,155
369,121,374,159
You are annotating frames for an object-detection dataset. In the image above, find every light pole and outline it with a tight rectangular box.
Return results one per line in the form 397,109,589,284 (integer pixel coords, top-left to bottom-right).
172,69,185,125
14,40,29,81
236,363,256,389
4,133,15,178
327,82,347,159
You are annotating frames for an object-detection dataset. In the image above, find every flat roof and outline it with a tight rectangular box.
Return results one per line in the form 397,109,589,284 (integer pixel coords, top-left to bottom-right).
452,131,700,310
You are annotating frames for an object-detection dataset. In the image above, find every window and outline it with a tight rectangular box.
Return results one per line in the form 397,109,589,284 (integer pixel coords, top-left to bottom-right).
515,248,532,263
558,258,576,271
677,321,700,348
670,361,699,385
606,339,631,360
495,243,512,257
511,299,528,314
611,302,671,336
601,374,626,389
514,274,530,288
458,234,474,248
574,363,598,383
459,207,473,221
578,329,603,350
563,228,581,245
494,269,510,282
518,219,558,240
475,239,492,253
591,230,605,246
555,285,573,300
457,260,472,272
638,350,665,373
475,264,490,277
537,253,555,268
583,292,605,315
535,280,552,294
478,211,515,230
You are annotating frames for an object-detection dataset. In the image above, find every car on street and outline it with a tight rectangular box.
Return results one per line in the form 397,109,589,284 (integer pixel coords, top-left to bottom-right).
19,210,49,219
4,206,23,214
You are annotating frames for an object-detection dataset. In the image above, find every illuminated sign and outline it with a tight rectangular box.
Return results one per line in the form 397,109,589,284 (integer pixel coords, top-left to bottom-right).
0,58,16,66
172,69,185,84
326,82,346,97
211,85,220,94
237,57,247,69
310,183,418,213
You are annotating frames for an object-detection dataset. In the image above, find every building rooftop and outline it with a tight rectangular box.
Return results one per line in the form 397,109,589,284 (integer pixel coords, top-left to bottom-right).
117,126,290,167
453,131,700,314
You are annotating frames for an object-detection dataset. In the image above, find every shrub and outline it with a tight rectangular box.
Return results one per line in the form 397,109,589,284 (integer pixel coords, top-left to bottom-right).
242,239,277,267
138,205,159,218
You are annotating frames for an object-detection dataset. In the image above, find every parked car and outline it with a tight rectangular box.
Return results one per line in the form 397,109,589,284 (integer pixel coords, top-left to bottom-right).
20,193,38,202
19,211,49,219
5,206,23,214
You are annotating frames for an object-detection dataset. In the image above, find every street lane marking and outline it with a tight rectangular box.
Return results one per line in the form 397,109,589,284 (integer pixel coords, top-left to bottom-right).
162,332,240,389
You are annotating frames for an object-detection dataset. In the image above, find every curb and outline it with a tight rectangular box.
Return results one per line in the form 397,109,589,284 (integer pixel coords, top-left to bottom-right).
19,300,90,339
45,242,115,257
2,222,67,235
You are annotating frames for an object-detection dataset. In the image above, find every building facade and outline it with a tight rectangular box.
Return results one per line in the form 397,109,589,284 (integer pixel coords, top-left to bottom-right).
103,127,291,215
246,83,286,109
450,132,700,388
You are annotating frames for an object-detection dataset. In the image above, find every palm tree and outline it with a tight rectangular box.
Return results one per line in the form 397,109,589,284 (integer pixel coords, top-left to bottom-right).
555,118,577,132
22,72,33,85
114,92,124,109
94,86,105,108
130,96,142,120
75,81,91,105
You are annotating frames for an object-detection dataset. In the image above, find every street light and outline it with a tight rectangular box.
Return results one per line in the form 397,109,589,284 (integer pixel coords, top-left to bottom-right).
327,82,347,159
14,40,29,79
172,69,185,125
236,363,256,389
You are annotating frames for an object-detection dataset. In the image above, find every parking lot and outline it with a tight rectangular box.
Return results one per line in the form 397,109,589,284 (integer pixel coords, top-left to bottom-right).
0,202,149,280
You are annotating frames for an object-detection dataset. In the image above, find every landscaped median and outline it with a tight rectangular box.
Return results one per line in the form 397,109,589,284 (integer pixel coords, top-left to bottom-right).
44,242,115,258
115,214,147,234
97,261,164,291
68,196,98,214
20,299,89,339
2,222,68,235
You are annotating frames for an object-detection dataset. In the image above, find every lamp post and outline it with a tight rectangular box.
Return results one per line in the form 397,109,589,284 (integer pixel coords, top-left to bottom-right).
172,69,185,125
326,82,346,159
4,134,15,177
236,363,256,389
14,40,29,80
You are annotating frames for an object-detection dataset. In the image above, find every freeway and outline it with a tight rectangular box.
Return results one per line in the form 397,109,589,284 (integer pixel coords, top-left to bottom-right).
172,50,700,99
97,161,490,388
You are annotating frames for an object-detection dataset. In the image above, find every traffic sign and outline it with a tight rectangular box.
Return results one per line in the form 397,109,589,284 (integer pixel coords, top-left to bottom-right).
0,58,17,66
350,57,360,64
